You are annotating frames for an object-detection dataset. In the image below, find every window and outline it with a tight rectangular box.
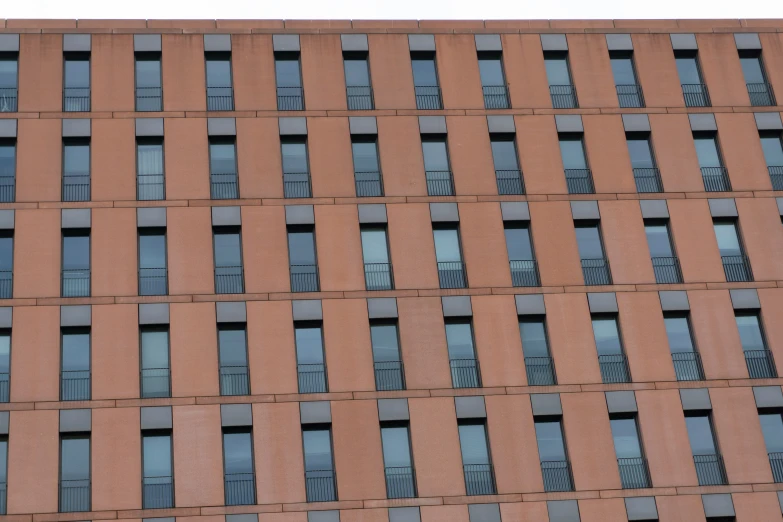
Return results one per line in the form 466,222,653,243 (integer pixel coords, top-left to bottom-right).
63,52,90,112
344,51,373,110
281,138,311,198
296,322,327,393
645,221,681,284
0,437,6,514
381,424,416,498
739,50,775,106
458,421,496,495
626,132,661,193
433,226,467,289
478,52,509,109
371,321,404,391
288,226,319,292
610,416,650,489
664,314,704,381
575,223,611,285
694,133,730,192
760,131,783,190
422,136,453,196
735,312,776,379
592,315,630,383
142,431,173,508
685,412,727,486
303,427,337,502
610,51,643,107
0,231,12,298
223,430,256,505
140,326,170,398
218,324,250,395
0,139,14,202
519,317,556,386
138,228,167,296
713,220,752,282
61,328,90,401
759,411,783,482
445,320,481,388
544,51,577,108
213,227,244,294
0,53,18,112
62,230,90,298
490,134,524,195
59,435,90,512
275,52,304,110
559,134,593,194
62,138,90,202
209,138,239,199
135,52,162,111
352,136,383,197
675,51,710,107
411,52,441,109
205,52,234,111
0,331,8,403
535,418,573,492
361,226,393,291
136,138,165,200
504,222,538,287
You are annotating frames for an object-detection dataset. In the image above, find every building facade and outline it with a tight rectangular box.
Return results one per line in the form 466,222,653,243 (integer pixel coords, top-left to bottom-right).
0,16,781,522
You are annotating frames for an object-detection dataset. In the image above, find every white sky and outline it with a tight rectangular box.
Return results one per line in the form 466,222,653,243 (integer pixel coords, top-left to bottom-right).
3,0,783,21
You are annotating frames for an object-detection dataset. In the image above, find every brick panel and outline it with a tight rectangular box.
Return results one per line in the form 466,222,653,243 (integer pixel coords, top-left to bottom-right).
236,117,283,199
545,293,603,385
18,34,62,112
323,299,375,393
668,199,725,283
233,34,277,111
253,402,306,504
162,34,207,111
15,119,61,203
92,34,135,112
13,209,60,298
398,297,451,390
173,405,225,506
436,34,483,109
92,119,136,201
503,34,551,108
164,117,210,201
92,407,142,510
377,116,427,197
515,115,568,195
697,33,750,107
472,295,526,387
583,115,636,194
617,292,677,383
242,206,290,293
579,498,628,522
759,288,783,378
332,399,386,500
409,397,465,497
599,200,656,285
167,207,214,295
530,201,583,287
458,202,512,289
92,208,137,297
10,305,59,403
486,395,543,493
92,304,139,400
736,197,783,282
649,114,705,193
309,117,355,198
688,290,749,380
369,34,416,110
301,34,347,110
733,492,783,522
448,116,497,196
386,203,438,290
7,410,58,514
716,113,772,191
170,302,220,397
315,204,365,292
567,34,618,108
633,33,683,108
656,495,706,522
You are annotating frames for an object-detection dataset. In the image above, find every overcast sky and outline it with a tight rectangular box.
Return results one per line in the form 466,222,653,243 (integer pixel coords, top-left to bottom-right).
3,0,783,21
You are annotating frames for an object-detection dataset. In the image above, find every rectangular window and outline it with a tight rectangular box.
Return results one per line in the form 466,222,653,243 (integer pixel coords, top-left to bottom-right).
685,412,727,486
61,327,90,401
592,315,630,384
59,435,90,512
478,51,509,109
135,52,162,111
645,220,682,284
575,223,611,285
296,322,327,393
535,418,573,492
760,131,783,190
759,411,783,482
411,52,441,109
62,138,90,202
303,427,337,502
140,326,170,398
458,421,496,495
381,424,416,498
675,51,710,107
344,51,374,110
610,416,650,489
740,50,776,106
0,437,6,514
433,226,467,289
0,330,8,403
664,314,704,381
713,220,752,282
0,139,14,203
361,226,393,291
281,138,311,198
223,430,256,505
445,320,481,389
209,138,239,199
0,53,18,112
559,134,593,194
0,231,12,298
62,230,90,298
275,52,304,110
544,51,577,108
142,431,173,508
352,136,383,197
63,52,90,112
490,134,524,195
218,324,250,396
213,227,244,294
735,312,776,379
288,226,319,292
370,320,404,391
610,51,644,108
422,136,454,196
626,132,661,193
138,228,167,296
504,222,538,287
519,317,556,386
205,52,234,111
694,132,730,192
136,138,164,200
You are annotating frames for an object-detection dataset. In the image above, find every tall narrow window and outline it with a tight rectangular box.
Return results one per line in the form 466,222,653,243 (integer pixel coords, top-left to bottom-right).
213,227,244,294
759,411,783,483
713,220,752,282
478,52,509,109
63,52,90,112
136,138,165,200
458,421,496,495
626,132,661,193
209,138,239,199
223,429,256,505
0,137,16,202
520,317,556,386
361,226,393,291
288,226,319,293
422,136,454,196
303,427,337,502
610,51,644,108
445,320,481,389
381,424,416,498
559,134,593,194
62,230,90,298
545,51,577,108
0,53,18,112
736,312,776,379
142,431,174,508
371,320,404,391
675,51,710,107
0,436,6,514
275,52,304,110
535,418,573,492
411,52,441,109
575,223,612,285
61,328,90,401
610,415,650,489
59,435,90,512
592,315,631,384
138,228,167,296
218,324,250,396
205,52,234,111
740,50,775,106
0,231,12,298
434,226,467,289
760,131,783,190
685,412,727,486
664,314,704,381
645,220,682,284
694,132,730,192
62,138,90,202
135,52,162,111
281,138,311,198
504,222,539,287
352,136,383,197
0,330,8,403
491,134,524,195
140,326,170,398
296,322,327,393
344,52,374,110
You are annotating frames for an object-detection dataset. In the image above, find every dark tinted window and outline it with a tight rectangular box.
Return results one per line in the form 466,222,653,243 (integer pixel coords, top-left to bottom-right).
275,55,302,88
352,139,380,173
544,53,571,86
644,223,674,258
693,134,722,168
519,318,550,358
735,313,766,353
62,233,90,270
759,413,783,453
140,327,169,373
760,133,783,167
478,54,505,86
421,138,450,172
574,224,605,260
0,58,17,89
143,433,172,478
740,54,766,84
213,229,242,267
218,324,248,368
411,55,438,86
433,227,462,263
139,229,166,269
445,321,476,360
61,436,90,480
504,223,534,261
490,136,520,171
209,140,237,175
0,330,9,375
64,55,90,88
535,420,567,461
0,141,14,178
135,55,161,88
626,135,655,169
559,135,588,170
288,229,317,266
62,328,90,373
610,417,643,458
302,428,333,471
664,315,696,353
343,55,371,86
592,316,624,355
137,140,164,176
0,438,7,483
610,54,637,85
370,321,401,363
458,423,490,465
63,140,90,177
0,232,12,272
360,227,389,264
675,54,703,84
205,55,232,88
295,324,325,365
713,222,742,256
381,425,412,467
223,431,254,474
281,140,308,174
685,414,718,455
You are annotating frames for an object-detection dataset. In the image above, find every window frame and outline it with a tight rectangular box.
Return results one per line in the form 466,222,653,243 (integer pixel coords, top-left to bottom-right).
62,51,91,106
432,223,466,264
359,224,392,267
534,415,571,464
738,49,772,85
216,321,251,392
140,428,175,507
503,220,536,262
138,324,171,399
712,217,749,259
135,136,166,200
684,410,722,457
608,50,641,87
476,50,508,88
221,426,257,486
137,226,168,271
625,131,658,170
692,130,727,169
301,424,337,473
543,50,574,87
518,315,554,360
643,218,678,259
410,51,441,88
558,132,590,171
734,310,771,354
204,51,234,89
590,312,628,357
608,413,648,460
673,50,706,86
574,221,608,262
